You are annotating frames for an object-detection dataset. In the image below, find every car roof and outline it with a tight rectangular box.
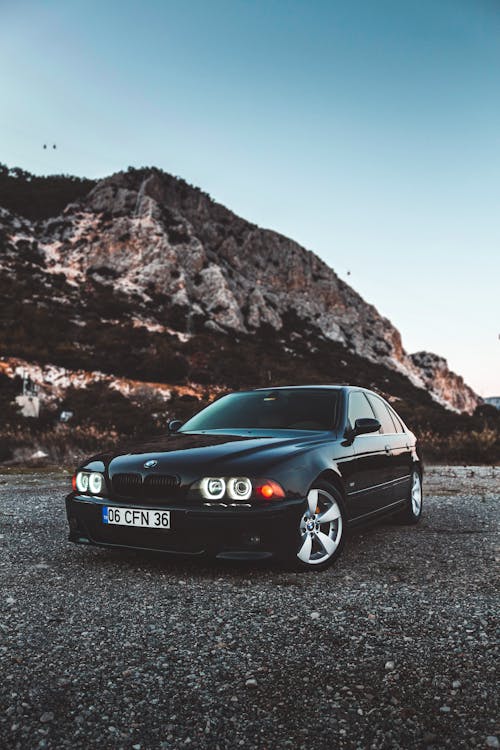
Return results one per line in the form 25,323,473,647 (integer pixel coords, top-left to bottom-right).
252,385,374,393
252,385,341,392
250,386,395,402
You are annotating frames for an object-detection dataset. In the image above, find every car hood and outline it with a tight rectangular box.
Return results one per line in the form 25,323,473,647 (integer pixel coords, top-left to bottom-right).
83,429,330,478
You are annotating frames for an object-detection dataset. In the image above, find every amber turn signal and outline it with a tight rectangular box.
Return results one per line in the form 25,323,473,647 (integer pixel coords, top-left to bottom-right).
255,480,285,500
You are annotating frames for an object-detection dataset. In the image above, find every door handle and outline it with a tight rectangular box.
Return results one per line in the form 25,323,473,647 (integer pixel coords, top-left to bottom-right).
384,445,391,454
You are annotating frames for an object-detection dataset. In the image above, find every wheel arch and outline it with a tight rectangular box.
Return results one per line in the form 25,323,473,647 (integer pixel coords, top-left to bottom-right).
412,458,424,481
312,468,346,500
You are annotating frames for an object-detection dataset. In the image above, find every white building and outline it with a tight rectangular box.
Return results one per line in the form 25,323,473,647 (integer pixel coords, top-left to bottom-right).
15,373,40,418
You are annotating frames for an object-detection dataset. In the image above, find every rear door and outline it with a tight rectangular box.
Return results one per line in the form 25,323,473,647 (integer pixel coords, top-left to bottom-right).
345,391,392,519
386,401,413,503
366,394,412,504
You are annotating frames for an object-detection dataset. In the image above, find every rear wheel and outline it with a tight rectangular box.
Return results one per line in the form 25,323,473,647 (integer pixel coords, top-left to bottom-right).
291,481,345,571
395,469,422,524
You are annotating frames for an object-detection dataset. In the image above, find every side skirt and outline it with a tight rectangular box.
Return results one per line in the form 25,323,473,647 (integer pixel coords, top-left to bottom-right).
347,499,406,527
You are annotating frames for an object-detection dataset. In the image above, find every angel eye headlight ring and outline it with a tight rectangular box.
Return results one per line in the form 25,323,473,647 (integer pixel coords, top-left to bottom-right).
88,472,103,495
200,477,226,500
75,472,89,493
226,477,252,500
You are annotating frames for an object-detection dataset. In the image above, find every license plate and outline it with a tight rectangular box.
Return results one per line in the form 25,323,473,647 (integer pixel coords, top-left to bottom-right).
102,506,170,530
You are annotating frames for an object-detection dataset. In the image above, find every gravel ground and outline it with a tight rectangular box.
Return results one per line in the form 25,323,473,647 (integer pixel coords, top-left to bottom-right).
0,465,498,750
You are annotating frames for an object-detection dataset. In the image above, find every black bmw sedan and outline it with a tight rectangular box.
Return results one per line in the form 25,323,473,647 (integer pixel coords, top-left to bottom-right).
66,386,423,570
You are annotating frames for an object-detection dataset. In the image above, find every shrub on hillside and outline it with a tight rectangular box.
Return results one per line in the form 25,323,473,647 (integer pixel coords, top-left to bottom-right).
0,164,94,220
419,428,499,464
60,383,166,436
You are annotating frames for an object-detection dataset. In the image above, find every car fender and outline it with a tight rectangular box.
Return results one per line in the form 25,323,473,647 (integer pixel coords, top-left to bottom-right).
268,446,345,499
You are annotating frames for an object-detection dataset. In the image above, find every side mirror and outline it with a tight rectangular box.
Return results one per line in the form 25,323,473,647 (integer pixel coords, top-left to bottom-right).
342,417,380,446
168,419,183,433
353,417,380,436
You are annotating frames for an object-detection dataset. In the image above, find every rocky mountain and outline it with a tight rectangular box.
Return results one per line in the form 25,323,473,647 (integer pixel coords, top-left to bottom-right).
0,164,480,416
485,397,500,410
409,352,480,415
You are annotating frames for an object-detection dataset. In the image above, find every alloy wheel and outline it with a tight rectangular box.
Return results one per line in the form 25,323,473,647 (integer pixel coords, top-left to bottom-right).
411,471,422,516
297,487,343,566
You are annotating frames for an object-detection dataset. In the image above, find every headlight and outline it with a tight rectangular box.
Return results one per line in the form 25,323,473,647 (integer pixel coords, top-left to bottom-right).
88,472,103,494
197,476,284,502
227,477,252,500
75,472,89,493
200,477,226,500
75,471,104,495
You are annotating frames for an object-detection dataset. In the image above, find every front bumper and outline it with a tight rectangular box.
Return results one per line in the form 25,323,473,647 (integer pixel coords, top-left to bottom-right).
65,493,305,561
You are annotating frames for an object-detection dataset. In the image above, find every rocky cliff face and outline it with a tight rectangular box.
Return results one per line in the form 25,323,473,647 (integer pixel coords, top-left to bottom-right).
0,166,481,414
409,352,481,415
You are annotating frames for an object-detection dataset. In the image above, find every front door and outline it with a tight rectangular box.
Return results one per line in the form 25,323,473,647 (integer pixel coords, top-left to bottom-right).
344,391,392,519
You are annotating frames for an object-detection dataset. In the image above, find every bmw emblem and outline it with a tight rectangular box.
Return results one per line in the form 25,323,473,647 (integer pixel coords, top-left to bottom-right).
143,459,158,469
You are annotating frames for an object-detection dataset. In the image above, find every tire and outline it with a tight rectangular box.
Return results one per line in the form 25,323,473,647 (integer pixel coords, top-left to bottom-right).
288,480,346,572
394,469,423,525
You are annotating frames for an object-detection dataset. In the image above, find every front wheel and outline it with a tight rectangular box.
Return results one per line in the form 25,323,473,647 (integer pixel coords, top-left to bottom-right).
395,469,423,524
291,481,346,571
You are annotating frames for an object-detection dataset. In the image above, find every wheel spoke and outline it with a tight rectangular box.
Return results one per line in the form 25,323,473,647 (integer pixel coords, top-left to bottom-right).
297,533,313,563
317,502,340,524
307,489,318,516
315,530,337,556
411,474,421,514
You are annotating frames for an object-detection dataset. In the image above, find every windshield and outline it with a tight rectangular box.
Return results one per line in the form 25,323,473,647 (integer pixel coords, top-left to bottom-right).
181,389,340,432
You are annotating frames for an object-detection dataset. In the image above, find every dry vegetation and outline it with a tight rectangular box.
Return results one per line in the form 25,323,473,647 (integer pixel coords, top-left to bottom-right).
1,164,498,466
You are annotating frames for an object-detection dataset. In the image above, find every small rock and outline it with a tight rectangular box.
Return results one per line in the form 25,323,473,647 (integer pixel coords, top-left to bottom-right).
452,680,461,689
5,597,15,607
486,737,499,749
310,611,320,620
40,712,54,723
31,450,48,459
439,705,451,713
245,678,258,688
385,661,395,671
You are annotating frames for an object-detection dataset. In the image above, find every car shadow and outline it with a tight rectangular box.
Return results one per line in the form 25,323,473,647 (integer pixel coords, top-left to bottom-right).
67,517,398,582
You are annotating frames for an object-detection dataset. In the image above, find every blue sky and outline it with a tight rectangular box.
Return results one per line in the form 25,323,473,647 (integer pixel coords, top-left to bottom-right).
1,0,499,395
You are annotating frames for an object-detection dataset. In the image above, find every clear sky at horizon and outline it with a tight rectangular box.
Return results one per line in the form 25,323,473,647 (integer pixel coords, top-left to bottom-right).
1,0,499,395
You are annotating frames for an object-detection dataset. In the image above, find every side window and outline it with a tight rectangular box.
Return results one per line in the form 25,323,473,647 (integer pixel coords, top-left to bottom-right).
387,405,405,434
367,395,397,434
348,391,377,430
